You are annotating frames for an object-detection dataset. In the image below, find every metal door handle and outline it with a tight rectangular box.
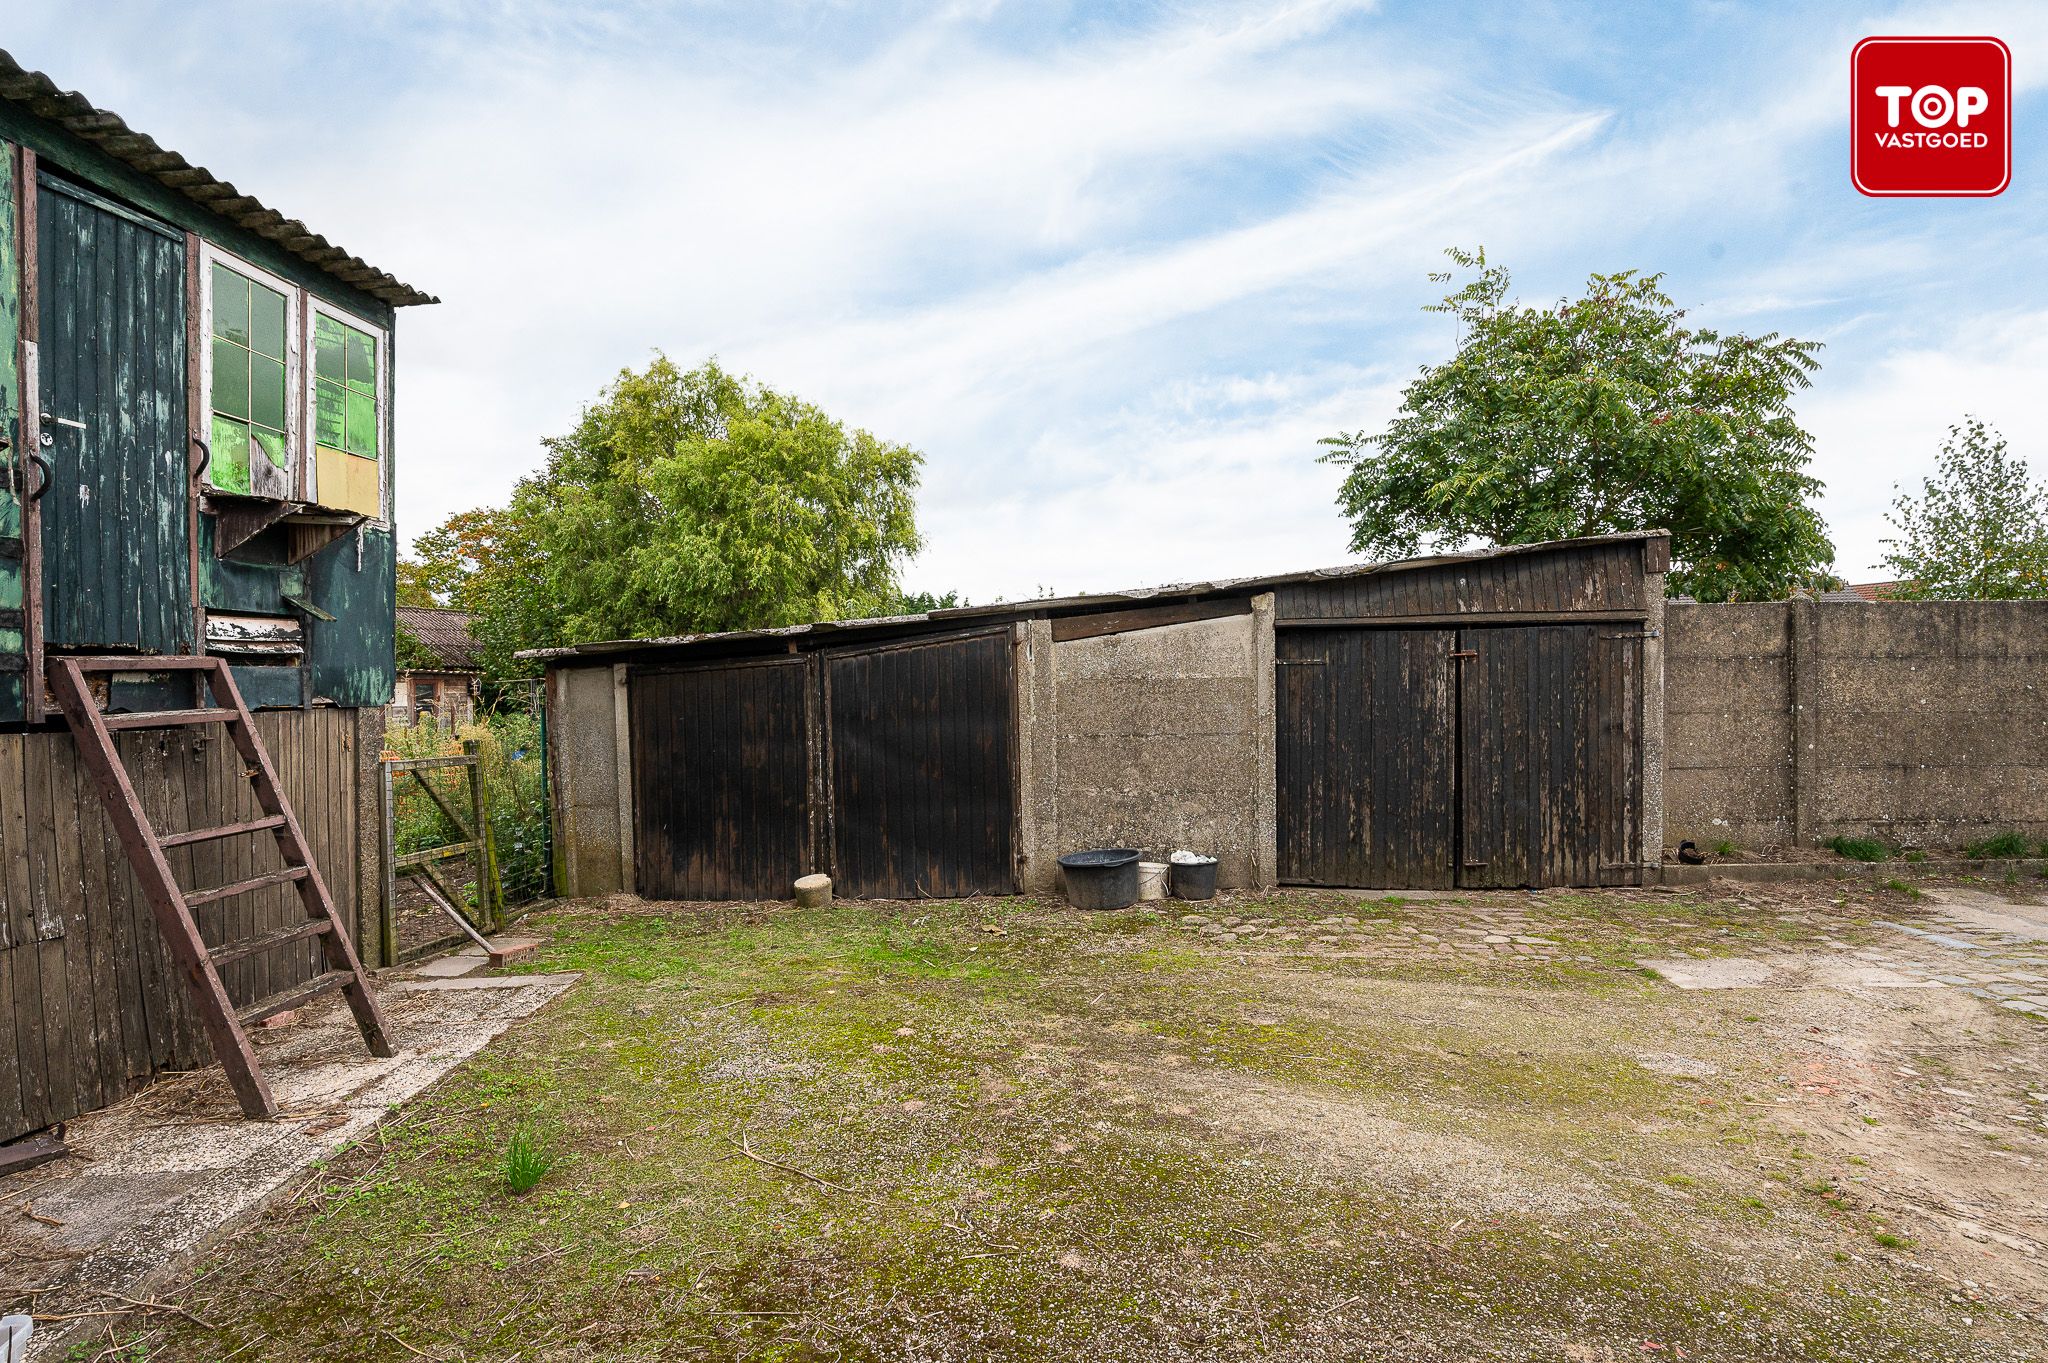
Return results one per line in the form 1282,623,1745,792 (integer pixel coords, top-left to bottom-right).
27,450,51,503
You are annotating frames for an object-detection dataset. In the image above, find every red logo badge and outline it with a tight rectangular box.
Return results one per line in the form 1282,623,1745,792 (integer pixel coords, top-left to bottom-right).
1852,36,2011,197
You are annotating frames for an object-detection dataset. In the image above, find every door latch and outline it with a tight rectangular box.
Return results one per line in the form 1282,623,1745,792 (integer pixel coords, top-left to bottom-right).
1450,649,1479,659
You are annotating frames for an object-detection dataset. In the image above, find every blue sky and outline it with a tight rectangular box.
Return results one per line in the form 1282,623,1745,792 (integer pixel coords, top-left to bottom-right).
10,0,2044,598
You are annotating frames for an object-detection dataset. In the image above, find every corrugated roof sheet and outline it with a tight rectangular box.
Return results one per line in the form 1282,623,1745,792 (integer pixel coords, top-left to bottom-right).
397,606,482,671
0,49,437,308
521,531,1671,661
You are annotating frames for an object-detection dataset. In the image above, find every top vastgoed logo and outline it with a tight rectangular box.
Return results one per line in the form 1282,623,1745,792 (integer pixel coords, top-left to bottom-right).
1852,36,2011,197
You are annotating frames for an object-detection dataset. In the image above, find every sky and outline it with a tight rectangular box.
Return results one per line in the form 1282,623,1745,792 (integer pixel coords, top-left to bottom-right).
8,0,2045,600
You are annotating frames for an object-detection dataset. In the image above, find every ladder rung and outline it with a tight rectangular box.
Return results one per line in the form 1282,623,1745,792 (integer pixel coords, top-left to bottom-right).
100,707,238,731
186,865,309,907
237,970,353,1026
160,815,289,848
209,918,332,968
62,655,222,673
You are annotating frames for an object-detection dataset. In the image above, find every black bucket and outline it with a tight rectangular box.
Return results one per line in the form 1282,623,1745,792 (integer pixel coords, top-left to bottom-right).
1058,848,1141,910
1169,859,1219,901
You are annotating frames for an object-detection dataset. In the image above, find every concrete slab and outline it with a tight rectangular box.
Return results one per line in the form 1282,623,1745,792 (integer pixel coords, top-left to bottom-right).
412,950,487,978
1639,957,1778,989
7,970,579,1360
1923,889,2048,943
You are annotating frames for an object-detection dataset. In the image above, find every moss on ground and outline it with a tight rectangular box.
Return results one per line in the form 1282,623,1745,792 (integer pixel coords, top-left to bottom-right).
116,893,2032,1361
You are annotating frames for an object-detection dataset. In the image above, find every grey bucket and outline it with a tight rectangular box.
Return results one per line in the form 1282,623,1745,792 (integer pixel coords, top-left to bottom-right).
1058,848,1141,910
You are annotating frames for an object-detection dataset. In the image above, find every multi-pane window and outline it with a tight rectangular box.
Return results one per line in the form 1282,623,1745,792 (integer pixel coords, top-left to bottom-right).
208,262,292,496
201,246,387,521
313,312,383,517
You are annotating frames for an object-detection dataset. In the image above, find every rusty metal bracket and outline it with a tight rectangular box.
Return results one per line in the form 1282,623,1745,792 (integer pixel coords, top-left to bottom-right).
1450,649,1479,659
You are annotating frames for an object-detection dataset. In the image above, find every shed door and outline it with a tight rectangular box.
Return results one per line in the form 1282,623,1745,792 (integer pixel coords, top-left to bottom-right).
631,658,814,900
825,630,1016,899
1277,628,1456,887
36,176,192,655
1458,624,1640,888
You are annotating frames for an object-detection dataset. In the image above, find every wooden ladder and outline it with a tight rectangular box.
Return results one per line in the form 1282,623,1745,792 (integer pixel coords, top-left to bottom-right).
46,656,394,1119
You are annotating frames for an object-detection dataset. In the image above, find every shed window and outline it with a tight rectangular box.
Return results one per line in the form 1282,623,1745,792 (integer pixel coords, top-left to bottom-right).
311,311,384,517
208,261,293,496
199,245,389,523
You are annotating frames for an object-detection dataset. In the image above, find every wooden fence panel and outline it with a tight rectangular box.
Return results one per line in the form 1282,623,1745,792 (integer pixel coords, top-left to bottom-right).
0,706,367,1141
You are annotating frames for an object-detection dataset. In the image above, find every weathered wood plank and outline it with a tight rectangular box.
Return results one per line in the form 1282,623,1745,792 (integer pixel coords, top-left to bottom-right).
1048,598,1250,644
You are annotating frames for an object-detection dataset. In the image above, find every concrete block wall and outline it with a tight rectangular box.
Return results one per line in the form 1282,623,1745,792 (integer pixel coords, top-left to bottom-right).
1017,597,1277,893
546,663,631,896
1663,600,2048,851
1662,604,1796,849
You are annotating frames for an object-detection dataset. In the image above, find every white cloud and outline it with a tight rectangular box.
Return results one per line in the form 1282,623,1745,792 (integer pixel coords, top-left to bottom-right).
1801,309,2048,580
7,0,2045,606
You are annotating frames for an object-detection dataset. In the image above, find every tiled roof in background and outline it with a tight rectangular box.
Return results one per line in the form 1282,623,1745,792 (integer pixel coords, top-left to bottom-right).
396,607,482,672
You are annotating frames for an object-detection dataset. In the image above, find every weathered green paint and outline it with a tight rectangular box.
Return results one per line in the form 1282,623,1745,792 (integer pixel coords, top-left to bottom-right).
200,515,310,612
229,664,305,710
308,525,395,706
0,105,396,331
36,175,192,655
0,141,22,722
0,106,402,718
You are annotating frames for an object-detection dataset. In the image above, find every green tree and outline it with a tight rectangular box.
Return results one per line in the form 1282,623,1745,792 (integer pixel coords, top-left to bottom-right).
1881,418,2048,599
871,588,966,617
395,557,443,607
432,357,925,677
1321,248,1834,600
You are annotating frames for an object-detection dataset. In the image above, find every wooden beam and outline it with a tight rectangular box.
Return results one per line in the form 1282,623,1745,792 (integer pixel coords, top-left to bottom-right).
1274,609,1650,630
1048,597,1250,643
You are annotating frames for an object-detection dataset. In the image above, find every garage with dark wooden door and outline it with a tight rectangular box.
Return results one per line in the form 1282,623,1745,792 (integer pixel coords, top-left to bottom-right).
1274,536,1660,889
550,531,1668,901
630,628,1019,901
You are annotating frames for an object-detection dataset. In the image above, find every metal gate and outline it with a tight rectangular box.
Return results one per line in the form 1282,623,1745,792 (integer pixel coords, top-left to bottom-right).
1277,623,1640,888
630,657,815,900
824,629,1016,899
35,174,192,655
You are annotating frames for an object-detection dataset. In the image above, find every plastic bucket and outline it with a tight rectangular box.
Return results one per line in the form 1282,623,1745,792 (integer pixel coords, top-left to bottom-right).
1170,859,1219,901
1058,849,1141,910
1136,861,1169,901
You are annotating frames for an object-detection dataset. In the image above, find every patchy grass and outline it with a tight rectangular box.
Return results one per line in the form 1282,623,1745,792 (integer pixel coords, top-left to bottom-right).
119,892,2038,1361
1827,835,1896,863
1963,831,2037,861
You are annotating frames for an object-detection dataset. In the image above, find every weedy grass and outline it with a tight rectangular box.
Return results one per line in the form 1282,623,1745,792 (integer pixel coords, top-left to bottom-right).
502,1125,554,1194
1826,835,1895,863
118,893,2034,1363
1962,831,2036,861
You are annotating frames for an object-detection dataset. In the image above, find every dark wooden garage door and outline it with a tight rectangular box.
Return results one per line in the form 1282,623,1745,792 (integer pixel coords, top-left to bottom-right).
631,658,814,900
1276,628,1456,887
1278,624,1640,889
1458,624,1640,888
825,631,1016,899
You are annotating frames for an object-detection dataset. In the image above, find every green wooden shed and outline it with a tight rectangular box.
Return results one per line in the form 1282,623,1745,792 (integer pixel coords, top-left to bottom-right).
0,51,436,1141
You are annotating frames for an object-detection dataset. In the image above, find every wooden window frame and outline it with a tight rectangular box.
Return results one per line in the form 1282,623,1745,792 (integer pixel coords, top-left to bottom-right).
197,242,305,499
304,295,390,525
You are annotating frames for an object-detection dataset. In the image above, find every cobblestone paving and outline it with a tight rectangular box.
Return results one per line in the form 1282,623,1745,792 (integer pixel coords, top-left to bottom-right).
1849,889,2048,1020
1170,904,1581,964
1168,884,2048,1020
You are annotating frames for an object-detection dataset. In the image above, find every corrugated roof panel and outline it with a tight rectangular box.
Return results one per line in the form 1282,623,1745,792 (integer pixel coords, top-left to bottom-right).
0,48,437,307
